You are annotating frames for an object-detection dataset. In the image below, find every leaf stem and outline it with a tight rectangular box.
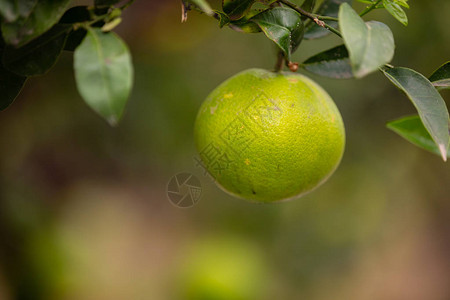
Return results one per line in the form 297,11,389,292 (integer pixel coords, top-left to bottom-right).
323,23,342,37
359,0,383,17
80,0,136,29
278,0,342,38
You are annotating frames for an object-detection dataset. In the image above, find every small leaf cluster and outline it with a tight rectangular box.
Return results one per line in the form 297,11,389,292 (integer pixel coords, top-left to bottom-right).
0,0,134,125
184,0,450,161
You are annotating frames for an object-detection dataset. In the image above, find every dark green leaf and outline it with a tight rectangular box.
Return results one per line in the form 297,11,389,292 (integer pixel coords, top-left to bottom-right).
339,3,394,78
257,0,277,5
64,29,87,52
0,0,37,23
383,67,450,161
59,6,91,24
300,0,315,20
387,115,449,158
74,28,133,125
2,24,70,76
0,61,26,110
250,7,304,61
214,10,231,27
429,61,450,90
58,5,91,51
302,45,353,79
228,9,262,33
223,0,255,20
301,0,316,12
383,0,408,26
1,0,71,47
304,0,352,40
95,0,120,6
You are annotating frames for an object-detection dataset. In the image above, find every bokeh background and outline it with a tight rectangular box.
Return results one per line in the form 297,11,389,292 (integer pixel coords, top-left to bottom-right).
1,0,449,299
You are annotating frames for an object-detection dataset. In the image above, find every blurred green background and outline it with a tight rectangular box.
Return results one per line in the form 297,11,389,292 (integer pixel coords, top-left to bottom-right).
1,0,449,299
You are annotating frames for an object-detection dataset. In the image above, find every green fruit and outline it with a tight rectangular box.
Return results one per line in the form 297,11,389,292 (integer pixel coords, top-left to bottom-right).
194,68,345,202
176,236,268,300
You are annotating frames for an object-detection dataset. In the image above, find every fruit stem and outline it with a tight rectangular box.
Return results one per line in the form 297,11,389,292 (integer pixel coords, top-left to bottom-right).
274,51,285,72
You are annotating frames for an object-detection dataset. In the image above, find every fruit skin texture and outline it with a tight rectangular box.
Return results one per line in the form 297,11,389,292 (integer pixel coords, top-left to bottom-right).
194,68,345,202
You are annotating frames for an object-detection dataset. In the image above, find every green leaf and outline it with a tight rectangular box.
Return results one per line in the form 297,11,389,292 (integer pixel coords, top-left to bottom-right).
74,28,133,125
228,9,262,33
383,0,408,26
387,115,449,159
101,17,122,32
1,0,71,47
302,44,353,79
301,0,316,19
223,0,255,20
339,3,394,78
0,0,37,23
214,10,231,27
0,61,26,110
429,61,450,90
250,7,304,61
183,0,214,16
383,67,450,161
2,24,70,76
304,0,352,40
393,0,409,8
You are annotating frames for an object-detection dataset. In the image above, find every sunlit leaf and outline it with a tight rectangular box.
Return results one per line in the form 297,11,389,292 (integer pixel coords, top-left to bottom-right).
302,45,353,79
1,0,71,47
304,0,352,40
429,61,450,90
74,28,133,125
250,7,304,61
383,0,408,26
383,67,450,161
387,115,449,158
339,3,394,78
393,0,408,8
2,24,70,76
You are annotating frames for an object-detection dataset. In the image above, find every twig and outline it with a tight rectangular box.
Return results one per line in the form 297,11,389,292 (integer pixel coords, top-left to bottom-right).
359,0,382,17
312,15,339,22
279,0,322,25
278,0,342,38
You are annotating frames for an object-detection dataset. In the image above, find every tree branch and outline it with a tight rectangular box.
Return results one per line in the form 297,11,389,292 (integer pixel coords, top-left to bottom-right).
278,0,342,38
